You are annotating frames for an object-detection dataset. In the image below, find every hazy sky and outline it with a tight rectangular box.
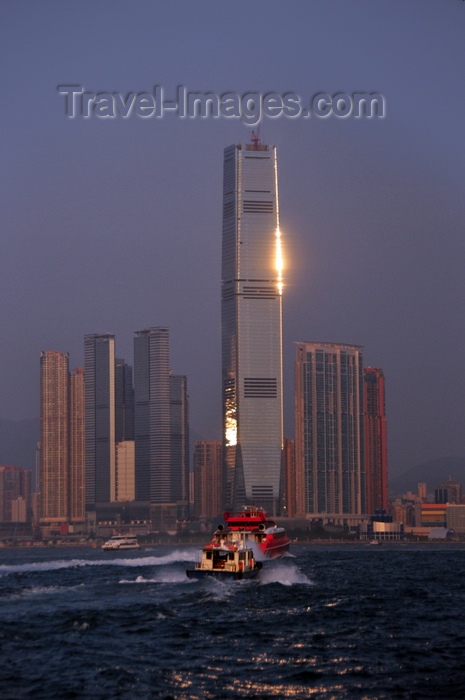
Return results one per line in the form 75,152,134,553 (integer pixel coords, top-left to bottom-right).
2,1,465,476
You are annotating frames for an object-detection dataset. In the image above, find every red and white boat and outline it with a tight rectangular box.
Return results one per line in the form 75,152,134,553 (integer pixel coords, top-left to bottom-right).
222,505,291,558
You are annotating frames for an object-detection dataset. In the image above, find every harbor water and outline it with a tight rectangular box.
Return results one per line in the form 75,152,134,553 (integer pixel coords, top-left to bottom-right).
1,543,464,699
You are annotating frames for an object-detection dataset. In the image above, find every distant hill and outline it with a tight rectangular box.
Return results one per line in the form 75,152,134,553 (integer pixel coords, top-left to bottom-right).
0,417,39,486
389,455,465,498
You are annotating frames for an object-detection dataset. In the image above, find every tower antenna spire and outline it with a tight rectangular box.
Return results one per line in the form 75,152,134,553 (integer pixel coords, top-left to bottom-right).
250,124,261,149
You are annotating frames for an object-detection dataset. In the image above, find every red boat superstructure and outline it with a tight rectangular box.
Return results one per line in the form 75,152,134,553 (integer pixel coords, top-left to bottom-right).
223,506,291,558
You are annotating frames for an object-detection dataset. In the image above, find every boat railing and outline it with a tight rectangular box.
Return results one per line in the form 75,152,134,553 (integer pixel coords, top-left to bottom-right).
225,507,268,519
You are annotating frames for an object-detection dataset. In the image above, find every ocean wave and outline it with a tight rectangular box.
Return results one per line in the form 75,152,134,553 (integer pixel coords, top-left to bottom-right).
0,549,197,575
119,569,191,584
5,583,84,601
259,562,314,586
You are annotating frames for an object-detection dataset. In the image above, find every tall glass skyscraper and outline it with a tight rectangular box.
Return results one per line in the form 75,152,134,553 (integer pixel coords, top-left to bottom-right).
134,327,171,503
364,367,388,513
115,358,134,443
169,373,189,518
221,140,283,514
84,333,115,507
295,342,366,518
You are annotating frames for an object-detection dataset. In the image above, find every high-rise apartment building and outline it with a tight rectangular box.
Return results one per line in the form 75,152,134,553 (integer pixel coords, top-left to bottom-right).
435,477,462,505
115,358,134,443
115,440,135,501
134,329,190,520
114,358,135,503
282,438,297,517
221,140,283,514
364,367,388,512
295,342,365,518
39,352,85,532
193,441,222,519
169,373,189,518
84,334,115,507
134,327,170,503
39,351,69,525
418,482,427,502
0,465,31,522
69,367,85,524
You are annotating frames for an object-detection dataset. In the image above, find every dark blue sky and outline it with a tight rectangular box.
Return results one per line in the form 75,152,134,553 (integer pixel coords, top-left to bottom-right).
2,1,465,476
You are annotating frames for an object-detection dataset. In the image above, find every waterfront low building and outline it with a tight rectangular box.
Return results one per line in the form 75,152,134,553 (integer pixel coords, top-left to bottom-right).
359,520,404,541
446,505,465,534
420,503,447,528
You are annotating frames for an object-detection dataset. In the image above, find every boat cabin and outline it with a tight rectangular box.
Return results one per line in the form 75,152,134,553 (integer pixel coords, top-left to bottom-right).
197,543,255,574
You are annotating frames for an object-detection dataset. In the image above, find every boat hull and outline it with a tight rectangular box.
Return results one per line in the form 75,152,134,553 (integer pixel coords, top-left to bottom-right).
231,532,290,558
186,564,261,581
261,541,290,558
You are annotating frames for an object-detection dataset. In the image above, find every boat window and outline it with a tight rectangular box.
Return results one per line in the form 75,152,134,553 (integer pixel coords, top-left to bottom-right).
206,551,212,560
228,553,234,561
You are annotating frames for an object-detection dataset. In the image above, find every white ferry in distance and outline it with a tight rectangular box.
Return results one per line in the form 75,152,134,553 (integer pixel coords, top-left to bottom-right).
102,535,141,551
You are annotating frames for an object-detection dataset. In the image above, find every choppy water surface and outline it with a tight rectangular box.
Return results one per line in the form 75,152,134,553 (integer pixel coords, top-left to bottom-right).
1,543,465,699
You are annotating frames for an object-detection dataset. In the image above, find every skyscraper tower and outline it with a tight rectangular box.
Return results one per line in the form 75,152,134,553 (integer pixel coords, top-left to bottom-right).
115,358,134,443
114,358,135,503
193,441,222,518
39,350,69,525
134,327,170,503
169,373,189,518
282,437,297,517
84,334,115,507
364,367,388,512
221,139,284,514
295,342,366,518
69,367,85,524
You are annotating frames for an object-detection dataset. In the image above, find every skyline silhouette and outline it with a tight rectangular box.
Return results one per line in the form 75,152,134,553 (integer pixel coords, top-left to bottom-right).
2,1,465,478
